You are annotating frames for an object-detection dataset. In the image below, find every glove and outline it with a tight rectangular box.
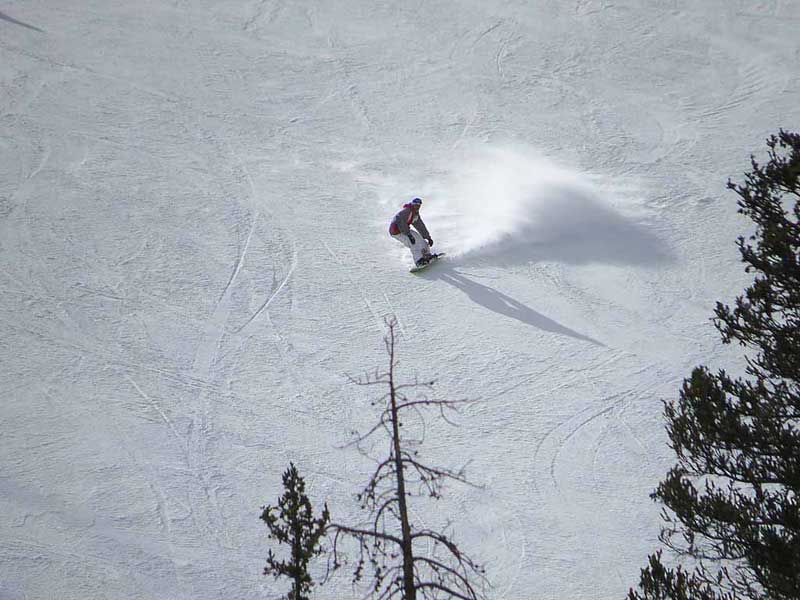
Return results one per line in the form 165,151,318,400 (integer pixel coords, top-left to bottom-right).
427,237,434,247
408,233,416,245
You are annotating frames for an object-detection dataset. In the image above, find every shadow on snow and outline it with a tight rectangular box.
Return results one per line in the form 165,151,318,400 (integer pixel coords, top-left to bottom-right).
446,185,675,268
0,11,45,33
417,262,604,347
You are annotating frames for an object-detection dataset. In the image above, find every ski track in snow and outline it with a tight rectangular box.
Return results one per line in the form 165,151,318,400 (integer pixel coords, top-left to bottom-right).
1,1,798,599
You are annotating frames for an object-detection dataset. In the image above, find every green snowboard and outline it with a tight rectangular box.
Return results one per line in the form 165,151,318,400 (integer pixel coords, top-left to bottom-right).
410,252,446,273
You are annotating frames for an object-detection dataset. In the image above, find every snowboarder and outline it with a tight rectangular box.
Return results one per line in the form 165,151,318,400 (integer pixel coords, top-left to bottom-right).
389,197,435,268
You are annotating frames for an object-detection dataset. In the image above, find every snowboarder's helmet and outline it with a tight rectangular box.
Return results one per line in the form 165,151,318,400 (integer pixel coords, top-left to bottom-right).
411,198,423,206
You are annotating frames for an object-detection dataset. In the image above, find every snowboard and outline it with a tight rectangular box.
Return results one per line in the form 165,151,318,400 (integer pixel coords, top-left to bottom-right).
410,252,446,273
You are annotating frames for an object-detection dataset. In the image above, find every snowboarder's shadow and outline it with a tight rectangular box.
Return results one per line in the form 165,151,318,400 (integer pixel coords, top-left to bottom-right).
422,263,603,346
0,10,45,33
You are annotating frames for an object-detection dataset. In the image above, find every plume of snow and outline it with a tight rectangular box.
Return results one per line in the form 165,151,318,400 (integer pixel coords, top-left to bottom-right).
419,145,667,266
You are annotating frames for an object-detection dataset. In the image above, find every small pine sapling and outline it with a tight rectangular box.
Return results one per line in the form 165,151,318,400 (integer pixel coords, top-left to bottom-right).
261,463,330,600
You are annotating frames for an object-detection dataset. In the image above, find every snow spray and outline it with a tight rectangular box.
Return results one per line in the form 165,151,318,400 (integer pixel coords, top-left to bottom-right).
419,145,666,266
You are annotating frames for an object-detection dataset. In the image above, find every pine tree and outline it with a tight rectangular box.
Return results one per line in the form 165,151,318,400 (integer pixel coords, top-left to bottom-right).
630,130,800,600
261,463,330,600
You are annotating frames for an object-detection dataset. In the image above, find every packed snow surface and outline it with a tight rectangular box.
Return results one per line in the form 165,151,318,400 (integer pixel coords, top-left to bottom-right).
1,1,798,599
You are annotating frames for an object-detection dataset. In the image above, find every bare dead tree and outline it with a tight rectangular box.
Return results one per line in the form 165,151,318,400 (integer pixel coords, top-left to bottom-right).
328,317,487,600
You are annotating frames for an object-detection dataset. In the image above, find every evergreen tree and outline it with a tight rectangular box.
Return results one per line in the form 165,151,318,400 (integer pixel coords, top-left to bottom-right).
630,130,800,600
261,463,330,600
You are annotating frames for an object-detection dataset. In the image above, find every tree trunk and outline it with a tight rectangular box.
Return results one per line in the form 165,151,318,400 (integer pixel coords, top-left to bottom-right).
292,516,302,600
389,337,416,600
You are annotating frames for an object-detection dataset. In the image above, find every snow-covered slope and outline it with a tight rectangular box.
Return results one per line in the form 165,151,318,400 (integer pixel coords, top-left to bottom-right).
1,1,798,598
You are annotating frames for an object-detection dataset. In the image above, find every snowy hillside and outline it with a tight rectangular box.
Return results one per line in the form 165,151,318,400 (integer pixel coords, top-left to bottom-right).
1,1,798,599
